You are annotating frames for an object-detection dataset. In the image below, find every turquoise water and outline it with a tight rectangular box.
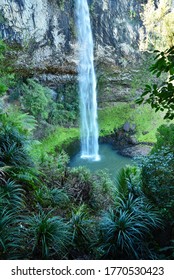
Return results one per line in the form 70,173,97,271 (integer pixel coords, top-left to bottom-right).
69,144,132,179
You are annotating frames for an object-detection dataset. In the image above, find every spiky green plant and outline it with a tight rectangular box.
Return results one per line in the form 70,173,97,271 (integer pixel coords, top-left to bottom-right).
50,188,70,208
34,185,52,207
35,186,70,208
9,166,40,190
69,204,95,256
0,122,34,172
0,108,37,136
70,205,90,243
0,109,36,166
0,207,20,259
98,194,161,259
24,210,71,259
0,178,25,210
0,141,31,167
115,166,142,200
0,109,39,189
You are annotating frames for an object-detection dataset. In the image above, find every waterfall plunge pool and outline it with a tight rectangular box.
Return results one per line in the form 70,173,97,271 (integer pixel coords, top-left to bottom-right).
69,143,133,179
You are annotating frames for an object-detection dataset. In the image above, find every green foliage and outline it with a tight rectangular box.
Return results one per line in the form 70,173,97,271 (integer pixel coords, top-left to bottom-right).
10,166,40,189
99,198,158,259
35,151,70,193
20,79,51,120
48,102,77,126
0,124,35,184
0,138,32,168
0,208,20,259
0,40,15,96
0,162,26,259
48,83,78,126
115,166,142,200
23,210,71,259
69,204,95,254
152,124,174,152
0,113,37,188
65,166,93,204
0,108,39,190
98,102,167,142
13,80,78,126
0,107,37,136
136,46,174,120
0,169,23,259
130,54,155,98
140,0,174,50
35,185,70,208
51,188,70,208
0,178,25,210
90,170,114,211
141,148,174,220
97,165,161,259
98,195,160,259
31,127,79,162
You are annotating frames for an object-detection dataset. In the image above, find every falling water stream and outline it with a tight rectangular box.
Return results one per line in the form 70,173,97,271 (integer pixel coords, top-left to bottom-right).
72,1,134,176
76,0,100,161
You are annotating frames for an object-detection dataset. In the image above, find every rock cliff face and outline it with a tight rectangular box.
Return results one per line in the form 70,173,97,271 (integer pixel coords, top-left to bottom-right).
0,0,144,103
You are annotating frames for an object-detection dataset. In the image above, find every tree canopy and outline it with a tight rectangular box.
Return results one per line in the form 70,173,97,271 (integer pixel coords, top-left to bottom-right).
140,0,174,50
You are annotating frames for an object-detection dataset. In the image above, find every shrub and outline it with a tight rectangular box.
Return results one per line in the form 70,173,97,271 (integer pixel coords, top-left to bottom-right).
136,46,174,120
0,139,31,168
90,170,114,211
23,210,71,259
0,178,25,210
69,204,95,257
20,79,51,120
39,151,70,188
115,166,142,200
98,194,160,259
152,124,174,152
48,103,77,126
0,108,39,189
35,185,70,209
0,208,20,259
19,80,78,125
65,167,93,204
0,40,15,96
141,148,174,220
96,165,161,259
0,107,36,137
50,188,70,208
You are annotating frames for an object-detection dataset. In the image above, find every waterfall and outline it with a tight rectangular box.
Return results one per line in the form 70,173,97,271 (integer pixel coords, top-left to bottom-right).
76,0,100,161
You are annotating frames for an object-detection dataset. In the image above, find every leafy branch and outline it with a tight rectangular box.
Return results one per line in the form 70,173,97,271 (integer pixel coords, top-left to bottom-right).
136,46,174,120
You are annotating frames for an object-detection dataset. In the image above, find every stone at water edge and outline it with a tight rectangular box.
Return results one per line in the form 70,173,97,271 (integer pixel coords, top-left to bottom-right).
123,122,131,132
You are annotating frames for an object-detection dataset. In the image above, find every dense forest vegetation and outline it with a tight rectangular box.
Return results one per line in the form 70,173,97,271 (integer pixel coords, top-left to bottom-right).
0,0,174,260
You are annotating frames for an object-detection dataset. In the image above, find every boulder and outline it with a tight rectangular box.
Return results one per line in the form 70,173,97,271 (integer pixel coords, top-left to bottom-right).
123,122,131,132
